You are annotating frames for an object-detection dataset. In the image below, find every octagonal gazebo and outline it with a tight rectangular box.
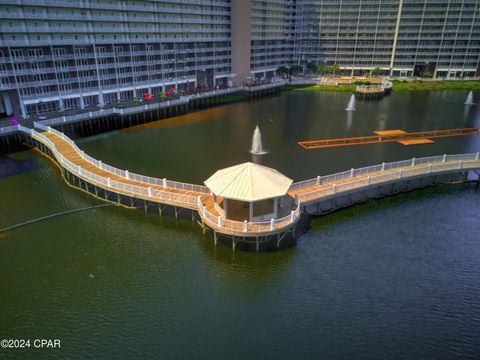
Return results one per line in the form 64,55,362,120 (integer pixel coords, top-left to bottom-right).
204,162,293,222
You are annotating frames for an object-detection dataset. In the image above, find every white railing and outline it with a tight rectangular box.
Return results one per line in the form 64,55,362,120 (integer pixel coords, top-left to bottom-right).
187,87,241,100
32,124,210,194
198,196,301,235
34,87,244,127
24,124,480,234
0,125,19,135
297,154,480,204
29,129,199,208
287,79,318,86
242,81,286,91
290,153,480,191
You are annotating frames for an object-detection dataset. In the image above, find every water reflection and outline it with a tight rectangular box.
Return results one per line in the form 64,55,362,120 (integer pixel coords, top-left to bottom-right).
346,111,353,130
77,90,480,184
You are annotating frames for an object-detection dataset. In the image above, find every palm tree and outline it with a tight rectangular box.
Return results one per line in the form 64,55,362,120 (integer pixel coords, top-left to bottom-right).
306,62,317,74
331,64,340,76
316,64,326,74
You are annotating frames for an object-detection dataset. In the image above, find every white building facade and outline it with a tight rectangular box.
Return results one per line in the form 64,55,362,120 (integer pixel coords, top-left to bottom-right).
1,0,479,118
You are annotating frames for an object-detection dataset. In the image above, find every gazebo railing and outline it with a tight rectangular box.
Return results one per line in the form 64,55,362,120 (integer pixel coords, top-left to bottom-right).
197,196,301,235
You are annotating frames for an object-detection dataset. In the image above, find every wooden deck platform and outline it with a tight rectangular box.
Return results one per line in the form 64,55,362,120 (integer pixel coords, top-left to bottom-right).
398,138,434,145
299,128,480,149
374,130,407,136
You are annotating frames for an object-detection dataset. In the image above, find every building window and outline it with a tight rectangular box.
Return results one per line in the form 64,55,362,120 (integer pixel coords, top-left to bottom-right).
12,49,23,58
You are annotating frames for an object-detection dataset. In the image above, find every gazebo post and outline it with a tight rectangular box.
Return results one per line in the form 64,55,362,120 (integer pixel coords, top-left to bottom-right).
223,198,228,218
249,201,253,221
274,198,278,218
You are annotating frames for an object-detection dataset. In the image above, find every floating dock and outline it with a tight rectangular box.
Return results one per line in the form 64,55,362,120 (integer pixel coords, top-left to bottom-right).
299,128,480,149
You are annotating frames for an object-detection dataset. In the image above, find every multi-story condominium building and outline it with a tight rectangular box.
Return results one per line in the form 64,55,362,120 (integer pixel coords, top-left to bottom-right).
1,0,479,119
231,0,294,83
250,0,295,79
295,0,480,78
0,0,232,118
393,0,480,78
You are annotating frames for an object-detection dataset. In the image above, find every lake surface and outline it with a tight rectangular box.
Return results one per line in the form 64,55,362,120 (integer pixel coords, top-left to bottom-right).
1,90,480,359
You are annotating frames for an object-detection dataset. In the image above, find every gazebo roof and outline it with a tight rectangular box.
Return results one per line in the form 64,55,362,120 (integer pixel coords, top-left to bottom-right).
204,162,293,202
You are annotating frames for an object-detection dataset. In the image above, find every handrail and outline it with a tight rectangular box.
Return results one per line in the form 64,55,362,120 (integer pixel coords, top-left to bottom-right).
297,154,480,203
24,123,480,235
290,153,480,191
29,129,200,207
0,125,20,135
32,124,210,194
198,196,301,234
242,81,286,91
34,87,243,127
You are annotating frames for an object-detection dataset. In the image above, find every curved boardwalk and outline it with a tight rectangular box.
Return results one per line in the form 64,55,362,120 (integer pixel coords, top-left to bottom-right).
18,124,480,249
41,131,203,210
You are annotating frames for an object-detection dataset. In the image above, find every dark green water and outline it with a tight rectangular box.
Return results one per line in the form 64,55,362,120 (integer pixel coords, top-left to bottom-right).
1,91,480,359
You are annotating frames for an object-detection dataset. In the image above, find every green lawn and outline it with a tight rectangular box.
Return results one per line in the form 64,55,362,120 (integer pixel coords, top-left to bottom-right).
390,80,480,92
284,80,480,93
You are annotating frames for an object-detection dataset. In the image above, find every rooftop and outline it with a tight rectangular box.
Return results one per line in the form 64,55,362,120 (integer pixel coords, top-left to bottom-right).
204,162,293,202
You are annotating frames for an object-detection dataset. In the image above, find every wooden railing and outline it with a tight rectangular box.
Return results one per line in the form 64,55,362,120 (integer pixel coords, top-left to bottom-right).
298,128,480,149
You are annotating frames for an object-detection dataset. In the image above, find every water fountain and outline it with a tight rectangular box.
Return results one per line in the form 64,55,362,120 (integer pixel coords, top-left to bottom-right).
250,125,269,155
346,94,356,111
464,91,474,105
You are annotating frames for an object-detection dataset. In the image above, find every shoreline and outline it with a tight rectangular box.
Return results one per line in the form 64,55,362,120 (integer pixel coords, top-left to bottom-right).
285,80,480,93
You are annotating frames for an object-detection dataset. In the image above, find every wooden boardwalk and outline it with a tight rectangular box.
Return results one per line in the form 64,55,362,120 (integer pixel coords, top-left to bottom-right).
22,124,480,245
39,131,205,210
29,127,301,238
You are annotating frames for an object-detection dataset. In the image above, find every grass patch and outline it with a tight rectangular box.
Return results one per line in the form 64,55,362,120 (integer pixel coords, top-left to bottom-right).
391,80,480,92
283,80,480,93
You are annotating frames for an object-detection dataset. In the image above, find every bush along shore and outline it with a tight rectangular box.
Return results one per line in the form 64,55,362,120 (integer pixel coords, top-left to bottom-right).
284,79,480,93
389,80,480,92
